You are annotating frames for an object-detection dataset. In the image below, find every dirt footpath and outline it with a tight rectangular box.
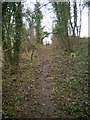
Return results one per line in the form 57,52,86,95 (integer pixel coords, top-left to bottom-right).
32,45,56,118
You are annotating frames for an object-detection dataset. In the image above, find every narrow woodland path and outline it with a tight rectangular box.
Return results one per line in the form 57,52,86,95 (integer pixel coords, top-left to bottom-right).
30,45,57,118
35,46,56,117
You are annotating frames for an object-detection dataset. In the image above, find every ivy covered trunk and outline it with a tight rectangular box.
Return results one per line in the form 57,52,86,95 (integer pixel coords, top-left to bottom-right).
35,1,43,44
13,3,22,72
2,2,23,73
52,2,71,51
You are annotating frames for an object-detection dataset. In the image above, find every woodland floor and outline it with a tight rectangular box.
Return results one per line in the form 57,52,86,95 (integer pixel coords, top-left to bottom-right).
2,38,89,119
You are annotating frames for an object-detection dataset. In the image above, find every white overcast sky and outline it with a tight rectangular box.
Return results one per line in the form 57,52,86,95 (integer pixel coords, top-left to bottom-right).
24,0,89,38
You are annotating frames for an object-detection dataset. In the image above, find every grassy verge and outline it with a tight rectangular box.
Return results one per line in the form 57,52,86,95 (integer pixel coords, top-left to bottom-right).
52,38,89,118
